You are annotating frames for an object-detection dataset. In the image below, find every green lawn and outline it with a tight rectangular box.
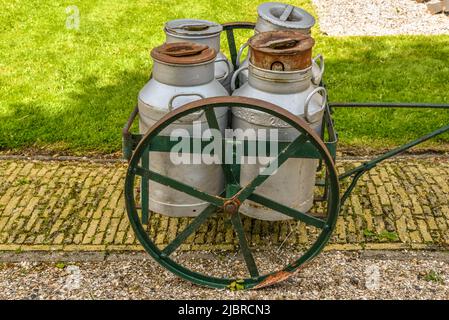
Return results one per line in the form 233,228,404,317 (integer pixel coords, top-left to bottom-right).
1,0,448,154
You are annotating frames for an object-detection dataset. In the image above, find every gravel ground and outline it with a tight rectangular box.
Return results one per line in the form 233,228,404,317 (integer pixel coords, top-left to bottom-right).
313,0,449,36
0,250,447,299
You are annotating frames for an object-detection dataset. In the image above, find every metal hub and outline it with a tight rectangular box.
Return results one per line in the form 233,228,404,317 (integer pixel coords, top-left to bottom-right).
223,199,240,215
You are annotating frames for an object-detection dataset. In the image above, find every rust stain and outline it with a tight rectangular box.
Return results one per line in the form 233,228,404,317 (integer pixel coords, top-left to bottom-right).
254,271,292,289
249,30,315,71
253,260,313,289
151,42,216,65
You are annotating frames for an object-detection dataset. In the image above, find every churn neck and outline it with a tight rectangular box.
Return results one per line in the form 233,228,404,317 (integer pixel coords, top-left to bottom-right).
256,2,315,33
248,62,312,94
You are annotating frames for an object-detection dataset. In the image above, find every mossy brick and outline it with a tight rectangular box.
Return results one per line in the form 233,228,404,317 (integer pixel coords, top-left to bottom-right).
24,212,39,231
53,233,65,245
354,214,365,242
345,215,357,243
108,190,123,210
6,168,21,183
442,206,449,220
124,227,137,245
366,182,376,194
432,176,449,193
224,225,234,244
114,231,126,244
158,216,169,232
416,219,433,243
82,219,100,244
409,230,422,243
194,233,206,244
373,215,386,235
0,232,8,243
377,186,390,206
396,215,410,243
391,201,404,219
426,215,439,231
18,163,34,176
92,232,105,245
0,188,17,206
2,195,21,218
205,220,216,244
4,162,18,176
0,217,9,232
409,195,424,216
368,194,383,215
350,195,363,215
104,218,121,244
117,216,129,232
435,217,448,232
371,175,383,187
297,222,308,244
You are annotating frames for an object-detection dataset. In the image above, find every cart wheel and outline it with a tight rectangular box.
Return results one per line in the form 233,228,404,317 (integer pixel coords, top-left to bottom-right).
125,96,340,290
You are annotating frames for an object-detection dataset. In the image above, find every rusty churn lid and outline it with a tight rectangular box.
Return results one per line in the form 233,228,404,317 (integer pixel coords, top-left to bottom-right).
248,30,315,71
150,42,217,65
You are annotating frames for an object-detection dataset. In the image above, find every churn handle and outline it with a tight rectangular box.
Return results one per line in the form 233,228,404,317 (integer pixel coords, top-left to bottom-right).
168,93,206,113
311,54,325,85
304,87,327,124
236,42,249,67
230,66,249,91
214,57,232,82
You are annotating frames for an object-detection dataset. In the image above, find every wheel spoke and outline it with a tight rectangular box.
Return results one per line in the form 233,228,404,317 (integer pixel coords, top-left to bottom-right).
134,166,225,207
204,108,236,184
161,204,217,257
248,193,326,229
140,146,150,224
231,213,259,278
235,134,309,203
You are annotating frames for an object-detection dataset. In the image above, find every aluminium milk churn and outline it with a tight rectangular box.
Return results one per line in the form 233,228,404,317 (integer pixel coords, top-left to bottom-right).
231,31,327,221
138,42,229,217
164,19,234,93
237,2,324,86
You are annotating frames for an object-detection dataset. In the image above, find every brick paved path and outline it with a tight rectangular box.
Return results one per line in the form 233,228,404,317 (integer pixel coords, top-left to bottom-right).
0,157,448,252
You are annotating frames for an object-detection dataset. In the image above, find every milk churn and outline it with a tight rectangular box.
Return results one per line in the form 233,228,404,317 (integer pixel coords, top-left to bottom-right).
138,42,229,217
164,19,234,93
236,2,324,86
231,31,327,221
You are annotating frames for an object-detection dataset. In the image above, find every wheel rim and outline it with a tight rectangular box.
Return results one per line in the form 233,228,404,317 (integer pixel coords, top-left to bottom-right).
125,96,340,290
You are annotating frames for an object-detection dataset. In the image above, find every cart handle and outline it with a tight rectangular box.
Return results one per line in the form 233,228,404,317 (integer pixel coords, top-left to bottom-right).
123,105,139,139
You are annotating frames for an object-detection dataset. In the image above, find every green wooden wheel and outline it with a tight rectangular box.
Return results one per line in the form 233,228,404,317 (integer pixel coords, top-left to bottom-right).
124,96,340,290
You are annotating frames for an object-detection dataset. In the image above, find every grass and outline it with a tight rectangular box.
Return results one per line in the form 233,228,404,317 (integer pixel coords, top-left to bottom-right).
422,270,443,283
1,0,448,154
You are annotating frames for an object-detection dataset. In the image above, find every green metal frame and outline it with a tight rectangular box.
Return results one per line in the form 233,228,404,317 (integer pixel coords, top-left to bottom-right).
329,102,449,206
125,97,340,289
